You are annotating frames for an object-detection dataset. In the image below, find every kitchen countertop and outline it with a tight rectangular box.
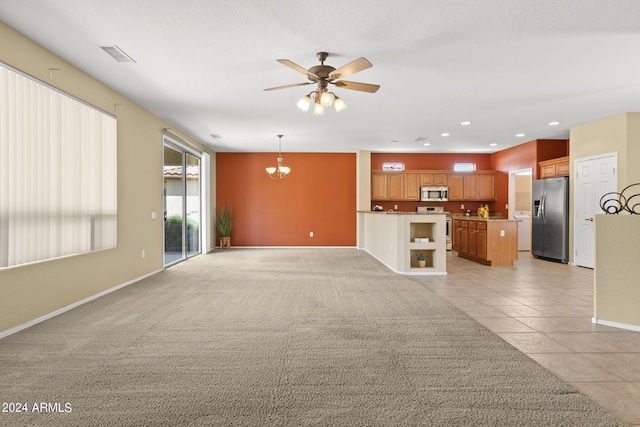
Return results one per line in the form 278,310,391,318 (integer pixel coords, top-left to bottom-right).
451,215,515,222
359,211,448,215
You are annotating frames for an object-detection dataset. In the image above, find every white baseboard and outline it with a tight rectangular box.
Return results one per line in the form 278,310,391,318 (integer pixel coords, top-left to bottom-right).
0,268,163,339
592,317,640,332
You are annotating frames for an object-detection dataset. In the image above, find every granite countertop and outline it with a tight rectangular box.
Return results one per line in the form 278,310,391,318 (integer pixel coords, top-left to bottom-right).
360,210,448,215
451,215,515,222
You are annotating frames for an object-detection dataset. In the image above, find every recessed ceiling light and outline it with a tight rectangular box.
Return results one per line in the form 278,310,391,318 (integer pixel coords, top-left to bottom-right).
423,142,431,146
460,121,472,126
548,121,560,126
441,133,450,137
516,133,526,137
489,143,498,146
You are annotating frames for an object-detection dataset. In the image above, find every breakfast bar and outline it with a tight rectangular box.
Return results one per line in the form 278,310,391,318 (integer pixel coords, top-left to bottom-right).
358,211,447,275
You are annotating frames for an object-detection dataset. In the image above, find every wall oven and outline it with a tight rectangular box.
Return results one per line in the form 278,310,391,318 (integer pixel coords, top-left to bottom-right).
421,186,448,202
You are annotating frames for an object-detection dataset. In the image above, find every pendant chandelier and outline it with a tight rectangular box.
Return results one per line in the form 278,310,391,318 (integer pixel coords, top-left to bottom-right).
266,134,291,179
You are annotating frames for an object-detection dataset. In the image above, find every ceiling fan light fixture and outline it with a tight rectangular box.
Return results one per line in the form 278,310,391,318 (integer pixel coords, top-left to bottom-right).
297,94,311,111
264,52,378,116
320,90,333,107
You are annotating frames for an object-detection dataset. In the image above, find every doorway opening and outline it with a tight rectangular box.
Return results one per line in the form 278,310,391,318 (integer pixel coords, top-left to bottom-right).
509,168,532,252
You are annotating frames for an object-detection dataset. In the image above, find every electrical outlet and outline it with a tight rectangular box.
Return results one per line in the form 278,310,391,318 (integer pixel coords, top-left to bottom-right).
141,249,145,258
151,211,156,220
461,204,464,210
500,230,505,237
394,204,398,210
309,231,313,237
505,204,508,209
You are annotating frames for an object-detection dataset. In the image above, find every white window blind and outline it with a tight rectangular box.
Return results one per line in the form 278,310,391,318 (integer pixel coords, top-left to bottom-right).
0,64,117,268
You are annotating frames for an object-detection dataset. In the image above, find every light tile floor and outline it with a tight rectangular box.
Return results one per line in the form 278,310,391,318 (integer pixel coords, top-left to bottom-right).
412,251,640,426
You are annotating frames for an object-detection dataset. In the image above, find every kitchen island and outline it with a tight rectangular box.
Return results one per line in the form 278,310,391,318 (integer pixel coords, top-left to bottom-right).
358,211,447,275
452,216,518,266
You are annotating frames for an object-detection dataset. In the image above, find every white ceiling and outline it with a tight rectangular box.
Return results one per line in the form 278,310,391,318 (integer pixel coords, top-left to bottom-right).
2,0,640,153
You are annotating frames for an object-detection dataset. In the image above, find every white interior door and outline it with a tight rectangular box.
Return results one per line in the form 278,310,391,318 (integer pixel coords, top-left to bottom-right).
574,153,617,268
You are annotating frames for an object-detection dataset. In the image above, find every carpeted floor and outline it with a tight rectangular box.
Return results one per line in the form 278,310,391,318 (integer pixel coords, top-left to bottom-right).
0,248,627,426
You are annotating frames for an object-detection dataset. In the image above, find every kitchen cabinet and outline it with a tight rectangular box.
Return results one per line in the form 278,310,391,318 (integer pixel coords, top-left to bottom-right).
420,173,447,186
453,218,517,266
539,156,570,178
371,173,388,200
463,172,496,201
372,170,496,202
448,174,464,201
371,172,406,200
405,173,420,200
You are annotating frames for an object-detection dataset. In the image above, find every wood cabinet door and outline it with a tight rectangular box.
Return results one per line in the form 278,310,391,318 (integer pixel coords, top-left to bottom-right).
476,230,487,259
459,220,469,254
468,229,477,256
388,174,405,200
434,174,448,186
556,160,570,176
405,173,420,200
463,174,479,200
539,163,557,179
453,224,461,252
420,173,434,185
371,173,388,200
448,174,464,200
478,173,496,200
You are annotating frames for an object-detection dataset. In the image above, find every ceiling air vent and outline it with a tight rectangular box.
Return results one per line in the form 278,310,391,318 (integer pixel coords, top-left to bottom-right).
210,134,223,140
100,45,136,63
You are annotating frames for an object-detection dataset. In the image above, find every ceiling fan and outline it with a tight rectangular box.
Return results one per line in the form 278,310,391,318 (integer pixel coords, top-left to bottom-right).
264,51,380,115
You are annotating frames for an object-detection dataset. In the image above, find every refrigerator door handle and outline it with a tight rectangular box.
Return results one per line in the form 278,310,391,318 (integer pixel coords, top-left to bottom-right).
540,192,546,224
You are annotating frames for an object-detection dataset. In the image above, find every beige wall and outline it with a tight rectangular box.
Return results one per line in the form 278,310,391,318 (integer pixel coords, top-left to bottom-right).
594,215,640,329
0,22,215,333
568,112,640,262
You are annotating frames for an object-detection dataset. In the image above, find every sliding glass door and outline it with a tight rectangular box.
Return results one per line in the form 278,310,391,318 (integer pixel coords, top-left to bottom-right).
164,142,201,266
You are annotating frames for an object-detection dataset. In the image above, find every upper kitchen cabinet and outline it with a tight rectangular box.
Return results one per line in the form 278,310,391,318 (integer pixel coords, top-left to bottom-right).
372,172,407,200
404,173,420,201
420,172,448,186
372,170,497,202
463,172,497,201
539,156,570,179
448,174,464,201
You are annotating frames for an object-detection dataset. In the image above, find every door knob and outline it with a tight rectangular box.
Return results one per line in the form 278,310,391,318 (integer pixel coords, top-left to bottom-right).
585,217,594,222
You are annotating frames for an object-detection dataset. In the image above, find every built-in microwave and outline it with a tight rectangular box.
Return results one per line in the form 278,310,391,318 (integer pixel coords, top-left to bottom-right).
420,186,448,202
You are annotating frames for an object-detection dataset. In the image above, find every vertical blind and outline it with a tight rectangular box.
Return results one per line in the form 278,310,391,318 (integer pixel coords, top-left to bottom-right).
0,64,117,268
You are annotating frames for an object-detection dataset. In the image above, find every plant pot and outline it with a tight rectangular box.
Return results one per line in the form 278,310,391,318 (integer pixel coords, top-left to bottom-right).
220,236,230,249
418,259,426,268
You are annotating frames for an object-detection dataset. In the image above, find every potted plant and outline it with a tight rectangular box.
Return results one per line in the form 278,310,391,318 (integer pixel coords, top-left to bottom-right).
216,202,233,249
417,253,427,268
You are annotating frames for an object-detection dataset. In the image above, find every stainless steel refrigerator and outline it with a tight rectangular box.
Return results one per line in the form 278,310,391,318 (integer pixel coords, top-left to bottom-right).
532,176,569,263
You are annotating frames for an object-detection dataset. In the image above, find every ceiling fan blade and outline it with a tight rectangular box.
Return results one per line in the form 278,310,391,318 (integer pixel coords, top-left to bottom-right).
328,57,372,80
263,82,313,91
276,59,318,79
332,80,380,93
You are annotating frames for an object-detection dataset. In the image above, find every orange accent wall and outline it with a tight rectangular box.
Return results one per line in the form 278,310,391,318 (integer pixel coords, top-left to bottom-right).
371,153,493,171
490,139,569,218
216,153,356,246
